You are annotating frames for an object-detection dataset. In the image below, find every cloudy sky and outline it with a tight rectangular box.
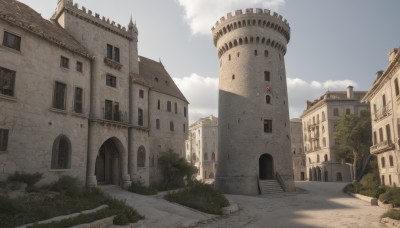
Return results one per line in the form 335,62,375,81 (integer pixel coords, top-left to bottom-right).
19,0,400,123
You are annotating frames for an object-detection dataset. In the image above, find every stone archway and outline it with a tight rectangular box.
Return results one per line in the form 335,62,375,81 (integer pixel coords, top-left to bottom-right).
95,138,122,185
259,154,274,180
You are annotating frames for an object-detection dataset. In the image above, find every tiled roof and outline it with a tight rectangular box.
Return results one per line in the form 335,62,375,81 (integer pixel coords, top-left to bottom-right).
0,0,92,59
137,56,188,103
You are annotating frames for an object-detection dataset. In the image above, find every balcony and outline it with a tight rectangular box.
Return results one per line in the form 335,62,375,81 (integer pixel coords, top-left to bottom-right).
104,57,123,71
370,139,395,154
373,103,392,121
103,110,128,123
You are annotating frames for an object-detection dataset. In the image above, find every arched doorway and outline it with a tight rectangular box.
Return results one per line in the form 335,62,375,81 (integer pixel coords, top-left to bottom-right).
312,167,317,181
259,154,274,180
317,167,322,181
324,171,328,182
95,138,121,185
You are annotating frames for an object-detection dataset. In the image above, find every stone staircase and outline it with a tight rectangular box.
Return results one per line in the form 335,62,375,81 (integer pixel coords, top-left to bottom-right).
259,179,284,194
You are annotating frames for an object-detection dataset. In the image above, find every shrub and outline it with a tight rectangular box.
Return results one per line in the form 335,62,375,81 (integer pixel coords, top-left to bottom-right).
128,182,157,195
51,176,84,197
7,172,42,186
165,182,229,215
382,209,400,220
379,187,400,206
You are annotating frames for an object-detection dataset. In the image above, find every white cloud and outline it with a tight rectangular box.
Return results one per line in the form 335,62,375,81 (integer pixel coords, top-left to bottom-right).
177,0,285,35
287,78,358,118
174,74,358,123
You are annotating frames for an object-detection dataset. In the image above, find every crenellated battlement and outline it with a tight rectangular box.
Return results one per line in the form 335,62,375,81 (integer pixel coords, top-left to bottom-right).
211,8,290,46
54,0,138,40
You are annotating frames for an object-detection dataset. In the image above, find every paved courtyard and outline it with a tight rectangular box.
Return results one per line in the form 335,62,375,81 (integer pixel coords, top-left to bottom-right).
103,181,388,228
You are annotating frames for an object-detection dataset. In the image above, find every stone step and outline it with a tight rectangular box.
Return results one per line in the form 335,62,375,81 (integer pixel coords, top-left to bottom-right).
259,180,284,194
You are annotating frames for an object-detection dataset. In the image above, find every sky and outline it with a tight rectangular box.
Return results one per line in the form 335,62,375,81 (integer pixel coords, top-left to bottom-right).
18,0,400,123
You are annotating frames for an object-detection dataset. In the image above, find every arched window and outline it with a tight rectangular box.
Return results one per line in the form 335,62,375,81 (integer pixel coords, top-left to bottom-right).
204,152,208,160
322,111,326,121
324,154,328,162
266,95,271,104
381,157,386,168
51,135,71,169
212,152,216,161
390,155,394,166
137,146,146,168
317,155,320,163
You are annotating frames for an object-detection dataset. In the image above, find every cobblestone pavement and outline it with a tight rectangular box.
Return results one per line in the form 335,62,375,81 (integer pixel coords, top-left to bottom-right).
196,181,387,228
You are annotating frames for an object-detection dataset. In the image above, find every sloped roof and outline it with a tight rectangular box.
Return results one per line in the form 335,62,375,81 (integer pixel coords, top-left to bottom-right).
0,0,92,59
137,56,188,103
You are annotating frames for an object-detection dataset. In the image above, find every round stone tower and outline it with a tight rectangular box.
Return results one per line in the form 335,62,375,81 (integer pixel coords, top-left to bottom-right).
212,8,295,195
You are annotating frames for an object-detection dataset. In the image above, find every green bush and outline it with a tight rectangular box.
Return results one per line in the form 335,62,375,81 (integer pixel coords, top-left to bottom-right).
51,176,84,197
128,182,157,195
7,172,42,186
382,209,400,220
165,182,229,215
342,172,383,198
379,187,400,206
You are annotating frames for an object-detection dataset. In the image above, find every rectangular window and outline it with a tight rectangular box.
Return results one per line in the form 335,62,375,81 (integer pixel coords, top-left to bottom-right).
373,131,377,145
264,71,270,81
175,103,178,114
53,82,66,110
114,47,120,62
156,119,160,130
76,61,83,72
167,101,171,112
333,108,339,116
157,100,160,110
386,124,391,141
395,78,400,96
106,74,117,88
139,89,144,98
184,107,187,117
138,108,143,126
107,44,113,59
3,31,21,51
264,119,272,133
113,102,120,121
379,128,384,142
74,87,83,113
0,67,16,97
170,121,174,131
346,108,351,115
105,100,113,120
60,56,69,68
183,124,186,133
0,129,9,151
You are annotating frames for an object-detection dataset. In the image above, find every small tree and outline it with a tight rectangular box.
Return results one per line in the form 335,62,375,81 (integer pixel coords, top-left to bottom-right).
333,110,372,181
158,150,197,190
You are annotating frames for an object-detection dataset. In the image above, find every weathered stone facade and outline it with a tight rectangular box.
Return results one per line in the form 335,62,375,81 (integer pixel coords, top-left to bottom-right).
185,115,218,181
362,48,400,187
0,0,188,187
212,8,295,194
301,86,369,182
290,118,306,181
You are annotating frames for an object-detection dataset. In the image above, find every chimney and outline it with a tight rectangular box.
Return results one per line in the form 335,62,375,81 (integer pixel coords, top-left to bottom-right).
376,70,384,79
347,86,354,99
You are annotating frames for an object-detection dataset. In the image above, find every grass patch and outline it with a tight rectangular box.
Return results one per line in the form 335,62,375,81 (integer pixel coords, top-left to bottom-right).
0,176,143,228
165,183,229,215
382,209,400,220
128,182,157,195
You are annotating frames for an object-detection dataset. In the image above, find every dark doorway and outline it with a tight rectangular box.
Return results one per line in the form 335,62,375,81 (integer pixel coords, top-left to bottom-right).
324,171,328,182
317,167,322,181
259,154,274,180
301,172,305,181
95,139,121,185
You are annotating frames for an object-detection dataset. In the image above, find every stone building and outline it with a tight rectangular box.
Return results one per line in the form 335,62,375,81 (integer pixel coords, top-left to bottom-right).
0,0,188,188
290,118,306,181
185,115,218,181
212,8,295,194
301,86,368,182
362,48,400,187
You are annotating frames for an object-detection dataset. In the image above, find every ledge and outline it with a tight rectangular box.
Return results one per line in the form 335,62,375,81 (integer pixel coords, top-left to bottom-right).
0,94,17,102
378,200,394,209
348,192,378,206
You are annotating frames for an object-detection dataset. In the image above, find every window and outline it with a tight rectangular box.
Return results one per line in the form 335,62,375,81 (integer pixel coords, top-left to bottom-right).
212,152,216,161
105,100,120,121
60,56,69,68
156,119,160,129
264,71,270,81
53,82,66,110
106,44,120,62
346,108,351,115
3,31,21,51
323,137,326,147
139,89,144,98
157,100,160,110
74,87,83,113
322,111,326,121
0,129,9,151
324,154,328,162
381,157,386,168
382,175,385,185
266,95,271,104
204,152,208,160
138,108,143,126
395,78,400,96
264,50,269,57
76,61,83,72
0,67,16,96
264,119,272,133
170,121,174,131
254,50,258,56
184,107,187,117
137,146,146,168
317,155,320,162
390,155,394,167
183,124,186,133
386,124,391,141
167,101,171,112
373,131,377,145
333,108,339,116
51,135,71,169
379,128,384,142
175,103,178,114
106,74,117,88
232,74,235,80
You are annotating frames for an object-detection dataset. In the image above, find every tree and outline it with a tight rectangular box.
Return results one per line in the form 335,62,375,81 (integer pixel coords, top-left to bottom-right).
333,110,372,181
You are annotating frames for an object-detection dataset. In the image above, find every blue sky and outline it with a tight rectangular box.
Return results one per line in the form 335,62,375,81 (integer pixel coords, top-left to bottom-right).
18,0,400,122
